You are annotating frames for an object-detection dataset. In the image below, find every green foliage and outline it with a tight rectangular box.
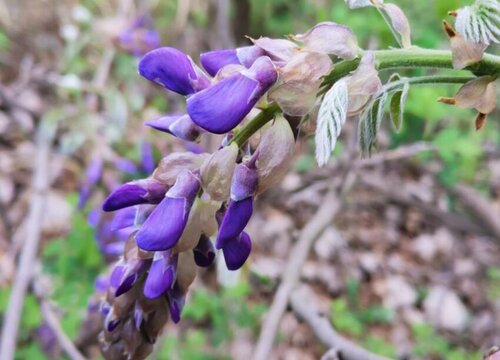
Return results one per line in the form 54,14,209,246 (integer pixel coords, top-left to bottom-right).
41,193,104,338
157,283,266,359
486,266,500,300
0,29,10,51
411,323,482,359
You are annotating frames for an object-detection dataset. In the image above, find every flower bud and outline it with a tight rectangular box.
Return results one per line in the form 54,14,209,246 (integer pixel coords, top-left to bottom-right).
269,51,332,116
443,20,486,69
153,152,209,186
102,179,167,212
256,116,295,194
200,143,238,201
250,37,298,62
294,22,359,59
346,52,382,115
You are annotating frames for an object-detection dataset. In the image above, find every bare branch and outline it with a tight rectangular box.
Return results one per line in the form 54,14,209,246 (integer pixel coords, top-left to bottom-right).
252,187,341,360
290,286,392,360
0,122,54,360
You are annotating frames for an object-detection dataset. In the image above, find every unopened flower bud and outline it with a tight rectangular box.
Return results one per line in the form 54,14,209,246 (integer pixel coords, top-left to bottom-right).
200,143,238,201
256,116,295,194
294,22,359,59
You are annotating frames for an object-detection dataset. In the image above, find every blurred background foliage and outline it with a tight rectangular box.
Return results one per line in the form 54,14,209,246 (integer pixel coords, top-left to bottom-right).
0,0,498,359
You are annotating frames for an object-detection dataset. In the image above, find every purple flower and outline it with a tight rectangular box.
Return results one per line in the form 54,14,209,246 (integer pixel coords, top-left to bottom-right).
78,156,104,209
138,47,210,96
146,114,202,141
187,56,278,134
193,234,216,267
140,141,155,174
111,207,137,231
222,231,252,270
143,251,178,299
200,45,265,76
216,162,258,249
115,159,139,175
166,283,185,323
110,258,149,297
118,16,161,56
102,179,167,212
136,170,200,251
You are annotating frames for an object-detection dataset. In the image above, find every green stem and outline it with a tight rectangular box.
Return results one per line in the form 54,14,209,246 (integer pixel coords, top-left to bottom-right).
231,103,280,147
322,49,500,86
233,50,500,147
383,75,475,93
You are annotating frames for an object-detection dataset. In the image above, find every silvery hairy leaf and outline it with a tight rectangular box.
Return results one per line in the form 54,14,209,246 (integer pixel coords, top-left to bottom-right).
358,91,388,157
386,74,410,132
455,0,500,45
315,78,349,167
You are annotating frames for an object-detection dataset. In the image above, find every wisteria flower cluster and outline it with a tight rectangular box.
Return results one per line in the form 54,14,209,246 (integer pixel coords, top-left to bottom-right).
85,0,499,358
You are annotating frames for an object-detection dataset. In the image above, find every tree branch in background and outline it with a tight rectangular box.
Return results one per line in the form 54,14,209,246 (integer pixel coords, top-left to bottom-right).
252,187,341,360
290,286,392,360
0,121,54,360
32,270,86,360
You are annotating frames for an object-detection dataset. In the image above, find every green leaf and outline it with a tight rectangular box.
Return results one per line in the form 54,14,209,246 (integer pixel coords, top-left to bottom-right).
389,80,410,132
358,92,388,157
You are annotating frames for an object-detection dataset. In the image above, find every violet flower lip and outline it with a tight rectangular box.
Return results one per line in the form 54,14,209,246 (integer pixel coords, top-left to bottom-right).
135,170,200,251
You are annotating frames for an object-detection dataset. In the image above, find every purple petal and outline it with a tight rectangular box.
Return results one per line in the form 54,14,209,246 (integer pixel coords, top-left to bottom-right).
200,49,239,76
135,197,189,251
141,141,155,174
102,242,126,256
115,159,139,174
187,56,277,134
115,259,149,296
237,45,266,68
111,207,137,231
230,162,258,201
222,231,252,270
215,197,253,249
87,208,102,228
102,180,167,212
86,156,104,185
193,235,216,267
143,251,178,299
187,74,258,134
110,262,126,288
167,284,185,323
77,184,92,210
146,114,202,141
138,47,209,96
94,275,110,293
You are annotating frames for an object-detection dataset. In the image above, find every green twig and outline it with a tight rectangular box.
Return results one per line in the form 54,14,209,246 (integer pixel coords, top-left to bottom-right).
232,50,500,147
